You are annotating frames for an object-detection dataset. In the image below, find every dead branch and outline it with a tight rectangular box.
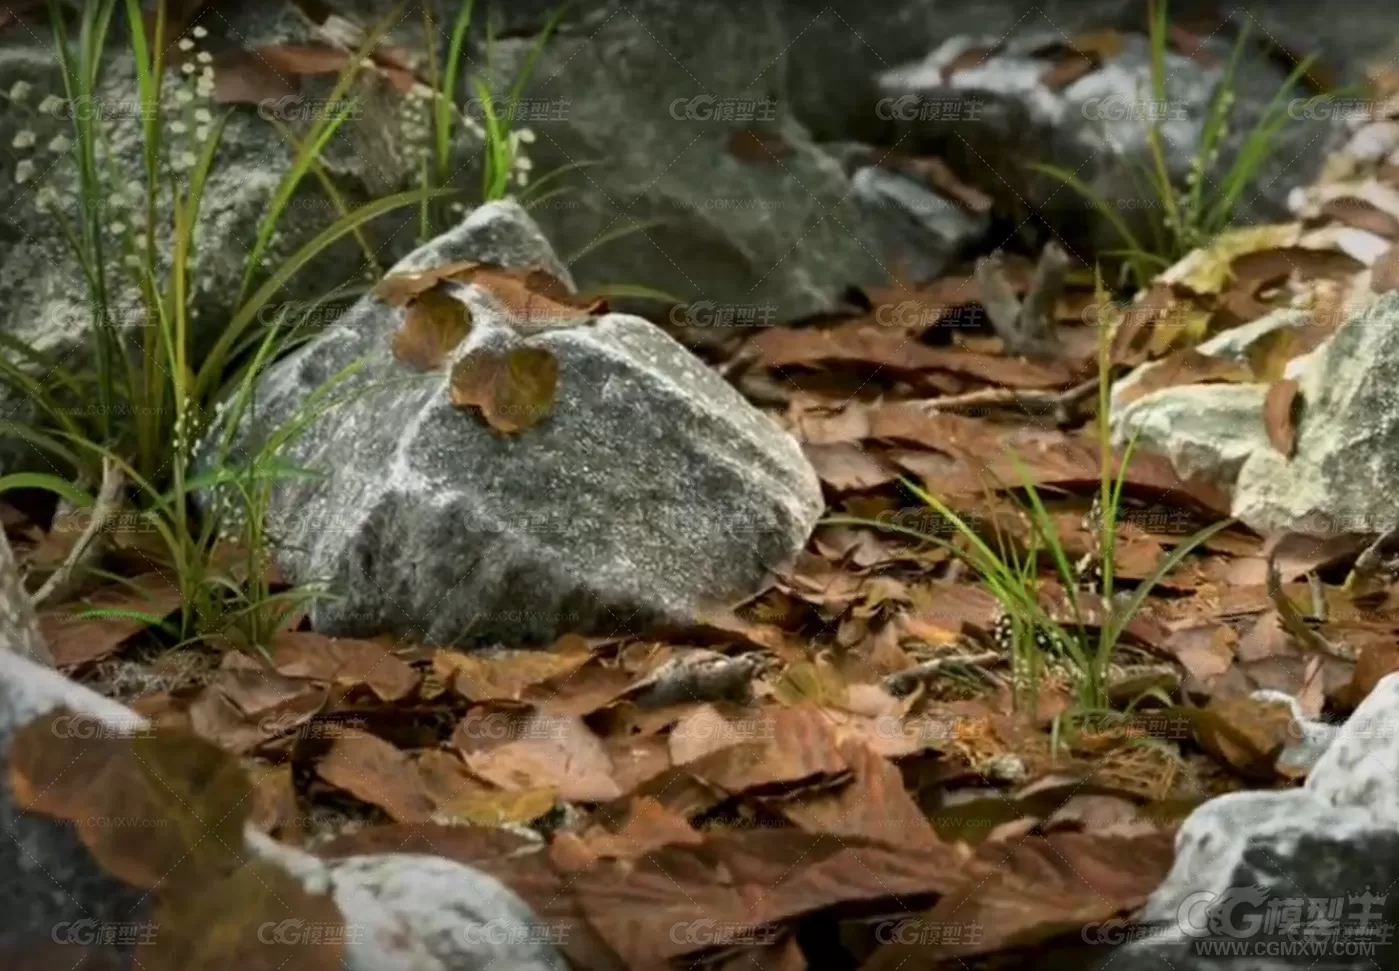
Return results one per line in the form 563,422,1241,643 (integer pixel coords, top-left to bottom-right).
973,242,1072,360
0,519,52,667
883,651,1002,696
32,457,123,607
910,374,1102,426
625,650,777,709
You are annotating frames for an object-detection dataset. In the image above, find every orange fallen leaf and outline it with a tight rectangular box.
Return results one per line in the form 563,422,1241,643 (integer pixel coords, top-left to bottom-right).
392,286,472,370
462,712,621,802
449,345,559,433
38,572,183,667
316,732,436,823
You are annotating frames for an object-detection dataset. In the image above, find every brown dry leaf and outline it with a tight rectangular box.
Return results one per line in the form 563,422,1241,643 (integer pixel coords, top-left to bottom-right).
772,658,849,707
778,740,941,849
1165,623,1238,694
316,731,436,823
39,572,183,667
750,322,1075,388
245,760,299,836
803,442,896,492
860,829,1175,968
269,631,418,702
462,712,621,802
561,796,703,869
1246,327,1298,382
1114,349,1255,406
449,345,559,433
433,642,593,702
8,713,252,888
1374,242,1399,293
1162,224,1304,295
1337,641,1399,709
434,780,557,827
466,265,602,329
188,659,328,754
1040,57,1095,90
1262,378,1301,456
375,259,481,305
151,860,346,971
392,287,472,371
1184,696,1294,778
669,704,768,765
1320,197,1399,238
569,832,965,968
210,48,298,105
727,127,792,163
683,703,849,795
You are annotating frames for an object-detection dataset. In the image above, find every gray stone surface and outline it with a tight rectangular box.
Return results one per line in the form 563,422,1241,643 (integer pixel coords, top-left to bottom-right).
0,650,149,963
229,201,823,646
1232,292,1399,534
849,165,989,283
483,0,896,323
246,829,567,971
1114,674,1399,969
1110,383,1271,487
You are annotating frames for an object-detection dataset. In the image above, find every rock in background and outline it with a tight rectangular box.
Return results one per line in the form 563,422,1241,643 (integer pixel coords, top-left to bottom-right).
227,201,823,646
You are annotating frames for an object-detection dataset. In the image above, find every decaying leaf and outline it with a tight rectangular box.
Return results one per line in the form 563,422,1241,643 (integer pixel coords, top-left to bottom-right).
1262,378,1301,456
1182,697,1294,778
1113,349,1254,406
392,286,472,371
1160,223,1304,295
316,731,436,823
448,345,560,433
462,712,622,802
38,572,183,667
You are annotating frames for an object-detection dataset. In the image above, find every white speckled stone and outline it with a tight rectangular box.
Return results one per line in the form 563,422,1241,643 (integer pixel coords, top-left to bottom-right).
226,202,824,646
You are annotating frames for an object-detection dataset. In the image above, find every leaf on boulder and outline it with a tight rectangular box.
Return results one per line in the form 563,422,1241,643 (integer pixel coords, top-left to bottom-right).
1374,242,1399,293
1114,349,1255,406
1262,378,1301,457
448,345,559,433
1160,223,1304,295
391,287,472,371
1181,697,1294,778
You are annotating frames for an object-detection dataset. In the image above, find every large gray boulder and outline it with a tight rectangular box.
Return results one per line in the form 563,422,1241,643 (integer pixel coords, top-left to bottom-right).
228,201,823,646
1115,674,1399,969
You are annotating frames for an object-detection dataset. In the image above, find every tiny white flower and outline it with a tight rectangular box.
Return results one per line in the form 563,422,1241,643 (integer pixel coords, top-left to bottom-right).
195,125,210,141
516,127,536,143
515,170,528,186
194,107,212,123
196,79,215,99
201,65,215,80
197,51,213,64
514,154,533,171
9,80,32,101
192,25,208,38
124,253,142,268
14,159,35,183
11,129,35,149
46,134,70,153
181,61,196,74
110,221,126,235
178,38,195,51
170,120,188,133
175,89,194,104
38,94,64,115
36,186,57,207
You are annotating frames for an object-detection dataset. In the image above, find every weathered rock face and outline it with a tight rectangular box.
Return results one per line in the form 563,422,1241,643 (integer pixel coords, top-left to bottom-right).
230,201,823,646
1232,291,1399,534
1115,674,1399,969
480,0,905,322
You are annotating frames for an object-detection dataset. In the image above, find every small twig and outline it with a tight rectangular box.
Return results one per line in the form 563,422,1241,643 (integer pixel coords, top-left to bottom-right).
1266,550,1355,662
883,651,1001,696
973,242,1071,360
624,650,777,709
911,375,1102,426
32,457,124,608
0,520,52,667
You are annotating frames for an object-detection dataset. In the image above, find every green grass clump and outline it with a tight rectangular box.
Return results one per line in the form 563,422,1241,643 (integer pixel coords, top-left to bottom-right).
1034,0,1315,289
0,0,433,651
825,274,1230,724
